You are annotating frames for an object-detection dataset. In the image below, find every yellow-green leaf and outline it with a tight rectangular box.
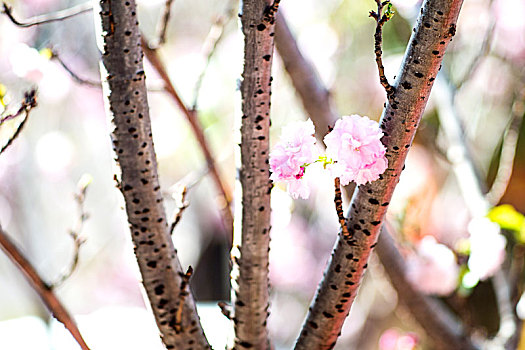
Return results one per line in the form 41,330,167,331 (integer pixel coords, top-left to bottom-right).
487,204,524,232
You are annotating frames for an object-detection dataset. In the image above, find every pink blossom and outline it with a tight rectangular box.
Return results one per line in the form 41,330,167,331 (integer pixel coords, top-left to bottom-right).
379,328,419,350
323,115,387,186
467,217,506,281
269,119,318,199
405,236,459,296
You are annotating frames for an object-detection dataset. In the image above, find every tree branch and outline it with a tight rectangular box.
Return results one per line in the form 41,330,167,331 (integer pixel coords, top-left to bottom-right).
334,178,350,238
154,0,175,47
141,37,234,240
0,89,37,155
369,0,396,98
51,175,91,288
51,50,101,87
1,1,92,28
232,0,278,348
94,1,210,348
274,10,476,350
274,13,338,142
0,224,90,350
294,0,464,348
376,226,476,350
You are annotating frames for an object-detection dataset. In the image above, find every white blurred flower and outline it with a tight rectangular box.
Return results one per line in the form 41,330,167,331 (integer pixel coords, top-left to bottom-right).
9,44,71,102
10,43,46,82
406,236,459,296
35,131,74,176
467,217,506,281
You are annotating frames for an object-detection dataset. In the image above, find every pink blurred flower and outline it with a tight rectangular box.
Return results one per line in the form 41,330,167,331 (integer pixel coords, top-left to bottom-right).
467,217,506,281
269,119,318,199
324,115,387,186
406,236,459,296
379,328,419,350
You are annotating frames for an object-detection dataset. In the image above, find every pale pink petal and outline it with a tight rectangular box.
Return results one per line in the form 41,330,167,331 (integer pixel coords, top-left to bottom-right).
406,236,459,296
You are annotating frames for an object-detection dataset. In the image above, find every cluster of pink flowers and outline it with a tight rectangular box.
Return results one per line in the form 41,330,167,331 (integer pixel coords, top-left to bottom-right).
269,115,387,199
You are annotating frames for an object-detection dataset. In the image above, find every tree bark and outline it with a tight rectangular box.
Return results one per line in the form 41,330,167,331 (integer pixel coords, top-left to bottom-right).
95,1,209,348
274,12,476,350
232,0,279,349
294,0,464,348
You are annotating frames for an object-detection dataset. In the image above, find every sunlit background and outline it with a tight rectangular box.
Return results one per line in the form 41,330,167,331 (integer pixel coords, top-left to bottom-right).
0,0,524,349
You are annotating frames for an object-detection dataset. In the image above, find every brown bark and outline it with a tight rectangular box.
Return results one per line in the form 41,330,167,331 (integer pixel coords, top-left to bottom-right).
274,12,476,350
294,0,464,348
95,1,209,348
232,1,279,349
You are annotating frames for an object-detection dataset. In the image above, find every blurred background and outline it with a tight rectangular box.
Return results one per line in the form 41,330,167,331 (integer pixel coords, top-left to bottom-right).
0,0,524,349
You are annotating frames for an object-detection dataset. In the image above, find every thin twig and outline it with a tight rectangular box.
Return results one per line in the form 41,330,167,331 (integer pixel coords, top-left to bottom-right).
0,89,37,155
169,185,189,235
369,0,395,98
191,0,237,110
174,266,193,333
334,178,350,238
485,87,525,205
51,50,101,87
140,36,234,240
218,301,232,320
51,176,91,288
153,0,175,47
455,0,496,91
1,1,92,28
0,224,90,350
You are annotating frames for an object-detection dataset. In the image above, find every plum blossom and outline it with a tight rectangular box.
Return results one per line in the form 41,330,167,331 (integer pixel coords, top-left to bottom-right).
467,217,506,281
269,119,318,199
323,114,387,186
405,236,459,296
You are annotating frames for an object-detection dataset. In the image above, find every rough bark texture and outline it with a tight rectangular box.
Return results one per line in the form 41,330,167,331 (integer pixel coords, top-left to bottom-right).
294,0,464,348
274,12,476,350
232,0,277,348
376,229,476,350
95,1,209,348
274,13,338,142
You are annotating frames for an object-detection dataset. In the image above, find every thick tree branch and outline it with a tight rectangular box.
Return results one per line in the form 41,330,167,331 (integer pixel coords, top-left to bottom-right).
141,38,234,240
1,1,92,28
232,0,278,348
0,224,90,350
95,1,209,348
275,11,475,350
294,1,464,348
